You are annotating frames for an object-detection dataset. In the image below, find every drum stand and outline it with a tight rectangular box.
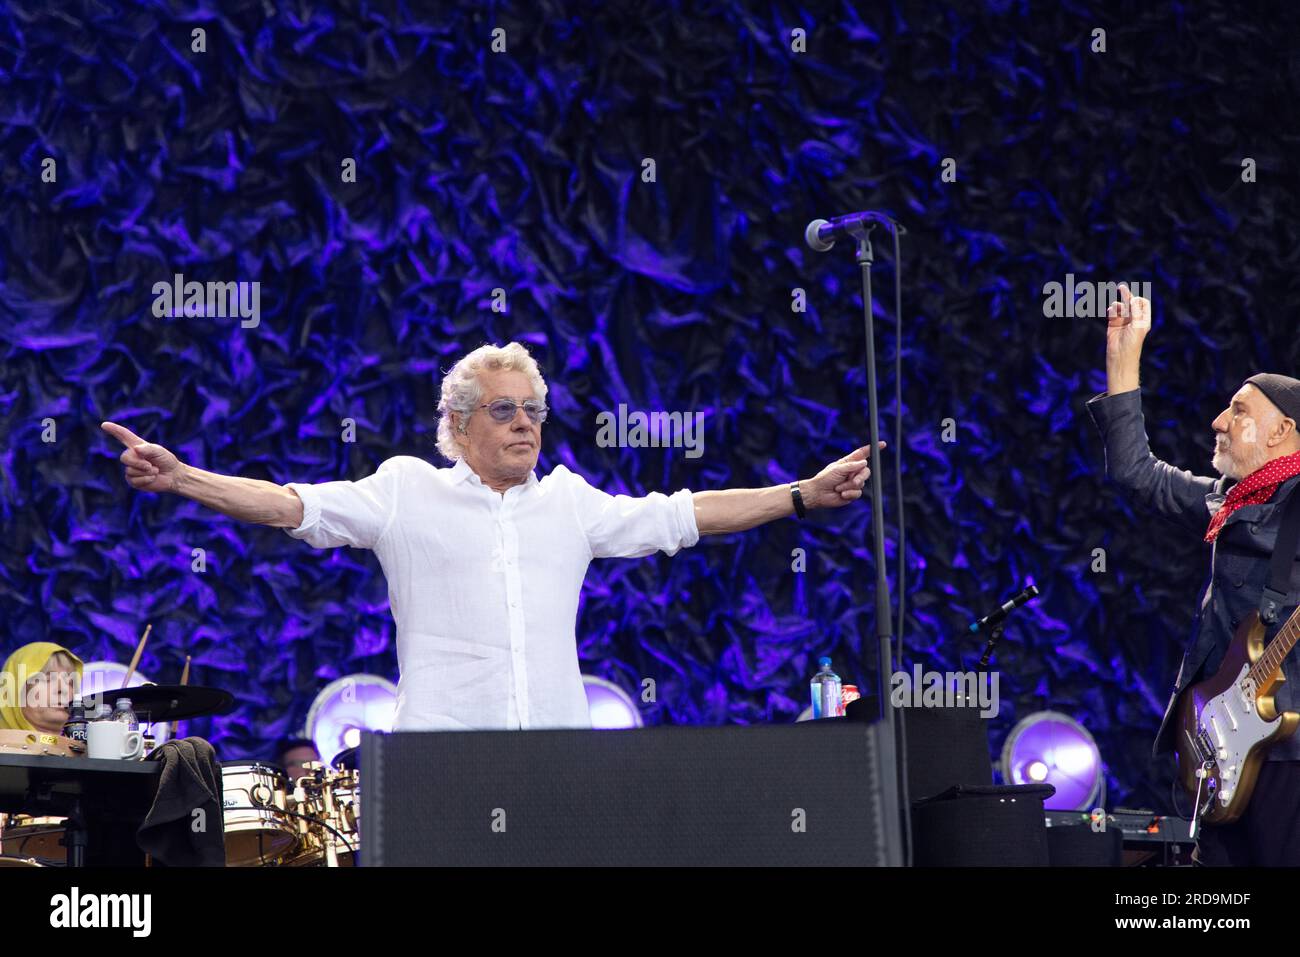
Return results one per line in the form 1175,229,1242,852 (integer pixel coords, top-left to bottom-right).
62,798,88,868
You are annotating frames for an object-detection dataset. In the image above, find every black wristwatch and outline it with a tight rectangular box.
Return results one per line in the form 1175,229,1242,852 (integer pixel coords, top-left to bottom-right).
790,482,807,519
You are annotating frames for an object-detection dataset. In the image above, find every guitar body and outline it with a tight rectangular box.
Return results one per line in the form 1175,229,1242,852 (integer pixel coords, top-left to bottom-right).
1174,612,1300,825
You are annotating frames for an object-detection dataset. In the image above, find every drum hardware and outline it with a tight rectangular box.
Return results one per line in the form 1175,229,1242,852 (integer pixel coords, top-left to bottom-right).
278,801,356,867
283,762,359,867
220,760,360,866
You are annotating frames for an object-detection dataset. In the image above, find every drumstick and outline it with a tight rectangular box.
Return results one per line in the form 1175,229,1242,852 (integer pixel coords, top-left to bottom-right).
121,623,151,689
168,656,192,741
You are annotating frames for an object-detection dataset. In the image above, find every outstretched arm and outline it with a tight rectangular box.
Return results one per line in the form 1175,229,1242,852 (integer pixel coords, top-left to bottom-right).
101,421,304,528
693,441,883,536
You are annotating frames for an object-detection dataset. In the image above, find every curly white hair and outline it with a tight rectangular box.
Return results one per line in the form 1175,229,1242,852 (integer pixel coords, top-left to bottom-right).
435,342,548,462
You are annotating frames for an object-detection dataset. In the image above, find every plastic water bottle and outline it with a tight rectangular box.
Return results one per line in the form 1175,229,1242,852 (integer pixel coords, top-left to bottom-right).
110,697,139,732
62,696,88,743
810,657,843,718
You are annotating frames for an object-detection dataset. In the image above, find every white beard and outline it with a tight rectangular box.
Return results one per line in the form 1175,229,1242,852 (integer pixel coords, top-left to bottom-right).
1213,438,1270,481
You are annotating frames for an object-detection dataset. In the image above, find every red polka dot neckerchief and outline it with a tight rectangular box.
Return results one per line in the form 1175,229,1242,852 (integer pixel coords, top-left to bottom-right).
1205,450,1300,543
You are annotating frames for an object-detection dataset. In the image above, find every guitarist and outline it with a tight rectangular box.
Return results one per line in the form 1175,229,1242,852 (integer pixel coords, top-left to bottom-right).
1087,284,1300,866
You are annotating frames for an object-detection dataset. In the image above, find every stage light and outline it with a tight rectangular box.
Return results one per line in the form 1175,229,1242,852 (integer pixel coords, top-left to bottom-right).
582,675,643,729
306,674,398,765
80,660,170,745
1000,710,1103,810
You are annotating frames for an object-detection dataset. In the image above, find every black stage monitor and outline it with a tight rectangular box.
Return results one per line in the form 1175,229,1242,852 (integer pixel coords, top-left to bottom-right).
360,719,901,866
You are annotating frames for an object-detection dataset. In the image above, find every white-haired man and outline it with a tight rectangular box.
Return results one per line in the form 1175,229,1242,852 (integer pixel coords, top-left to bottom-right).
102,342,880,732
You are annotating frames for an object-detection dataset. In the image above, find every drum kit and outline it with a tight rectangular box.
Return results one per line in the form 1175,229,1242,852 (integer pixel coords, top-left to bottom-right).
0,623,375,867
220,758,360,867
0,698,363,867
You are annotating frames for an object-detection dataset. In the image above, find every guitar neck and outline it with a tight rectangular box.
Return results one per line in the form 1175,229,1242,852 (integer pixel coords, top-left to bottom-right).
1250,607,1300,685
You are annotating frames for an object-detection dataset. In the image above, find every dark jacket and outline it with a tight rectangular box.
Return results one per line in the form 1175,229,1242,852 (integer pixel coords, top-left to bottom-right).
1087,389,1300,762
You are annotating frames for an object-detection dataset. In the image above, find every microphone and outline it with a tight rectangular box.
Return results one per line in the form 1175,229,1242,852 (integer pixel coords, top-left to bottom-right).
968,584,1040,634
804,211,901,252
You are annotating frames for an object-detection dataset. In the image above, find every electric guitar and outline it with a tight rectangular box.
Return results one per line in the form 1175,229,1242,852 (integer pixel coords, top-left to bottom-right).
1174,606,1300,825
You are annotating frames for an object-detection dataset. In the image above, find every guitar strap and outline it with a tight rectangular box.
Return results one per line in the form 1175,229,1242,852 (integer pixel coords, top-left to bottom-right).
1259,481,1300,625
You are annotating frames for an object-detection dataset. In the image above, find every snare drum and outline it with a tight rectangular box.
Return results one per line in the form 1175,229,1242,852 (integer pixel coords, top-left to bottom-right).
1,815,67,864
221,761,300,866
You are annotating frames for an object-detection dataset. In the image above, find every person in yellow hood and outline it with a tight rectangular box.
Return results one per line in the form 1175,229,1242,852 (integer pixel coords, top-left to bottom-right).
0,643,84,735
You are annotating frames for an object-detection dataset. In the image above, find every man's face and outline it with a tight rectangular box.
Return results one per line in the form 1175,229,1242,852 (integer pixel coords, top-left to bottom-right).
282,745,321,783
454,369,543,484
1212,384,1278,480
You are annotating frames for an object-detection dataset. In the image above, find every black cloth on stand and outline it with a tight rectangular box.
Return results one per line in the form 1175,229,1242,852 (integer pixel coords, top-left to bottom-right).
136,737,226,866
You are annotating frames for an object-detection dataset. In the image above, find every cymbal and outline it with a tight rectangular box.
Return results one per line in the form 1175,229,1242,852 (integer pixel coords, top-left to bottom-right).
331,746,359,771
83,685,235,723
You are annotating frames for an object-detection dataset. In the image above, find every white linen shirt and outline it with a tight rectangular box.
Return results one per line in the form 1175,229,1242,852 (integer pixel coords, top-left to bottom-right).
283,456,699,731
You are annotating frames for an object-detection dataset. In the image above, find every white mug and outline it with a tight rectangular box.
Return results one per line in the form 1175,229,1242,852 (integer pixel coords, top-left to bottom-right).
87,720,143,761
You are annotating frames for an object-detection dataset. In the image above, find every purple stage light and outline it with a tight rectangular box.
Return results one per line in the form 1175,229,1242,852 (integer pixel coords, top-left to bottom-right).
306,674,397,765
583,676,643,729
1000,710,1103,810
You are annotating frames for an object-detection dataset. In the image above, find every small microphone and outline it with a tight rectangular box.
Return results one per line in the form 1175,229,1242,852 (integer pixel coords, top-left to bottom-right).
968,584,1040,634
804,211,902,252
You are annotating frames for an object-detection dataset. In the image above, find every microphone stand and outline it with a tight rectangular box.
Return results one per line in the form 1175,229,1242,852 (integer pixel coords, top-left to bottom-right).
847,221,908,866
849,222,895,730
977,622,1006,670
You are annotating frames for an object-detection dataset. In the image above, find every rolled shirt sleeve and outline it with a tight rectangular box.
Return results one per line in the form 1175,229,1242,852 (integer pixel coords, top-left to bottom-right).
284,458,404,550
564,468,700,558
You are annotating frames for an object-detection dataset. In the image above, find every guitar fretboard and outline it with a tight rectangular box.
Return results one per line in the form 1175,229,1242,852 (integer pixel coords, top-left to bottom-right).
1249,606,1300,687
